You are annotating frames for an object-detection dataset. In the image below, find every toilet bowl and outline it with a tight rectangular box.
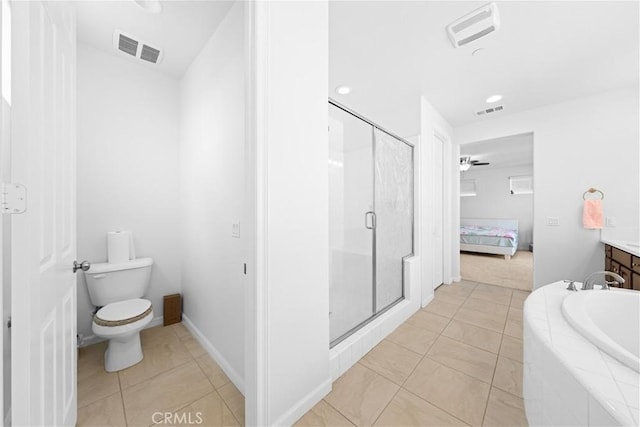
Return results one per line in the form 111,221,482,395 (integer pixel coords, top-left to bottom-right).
92,298,154,372
84,257,154,372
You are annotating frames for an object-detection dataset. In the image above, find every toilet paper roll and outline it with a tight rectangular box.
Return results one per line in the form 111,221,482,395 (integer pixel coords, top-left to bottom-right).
107,231,136,264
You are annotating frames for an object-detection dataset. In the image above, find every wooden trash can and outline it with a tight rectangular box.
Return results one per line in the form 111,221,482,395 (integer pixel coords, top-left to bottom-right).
163,293,182,326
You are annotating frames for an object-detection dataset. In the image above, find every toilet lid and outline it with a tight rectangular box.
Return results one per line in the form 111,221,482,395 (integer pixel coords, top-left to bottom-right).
95,298,152,327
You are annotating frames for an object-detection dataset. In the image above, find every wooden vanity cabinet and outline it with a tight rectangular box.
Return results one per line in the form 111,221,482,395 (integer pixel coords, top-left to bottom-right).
633,254,640,290
618,265,632,290
633,255,640,274
604,244,640,290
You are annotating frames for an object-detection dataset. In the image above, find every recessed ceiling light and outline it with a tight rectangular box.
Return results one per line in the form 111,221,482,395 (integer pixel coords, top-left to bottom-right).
132,0,162,14
335,85,351,95
486,94,502,103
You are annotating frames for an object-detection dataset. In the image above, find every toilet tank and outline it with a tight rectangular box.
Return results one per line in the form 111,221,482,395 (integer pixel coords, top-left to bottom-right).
84,258,153,307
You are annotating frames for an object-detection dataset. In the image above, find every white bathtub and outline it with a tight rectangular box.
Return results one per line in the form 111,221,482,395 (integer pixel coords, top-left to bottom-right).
562,290,640,373
524,282,640,426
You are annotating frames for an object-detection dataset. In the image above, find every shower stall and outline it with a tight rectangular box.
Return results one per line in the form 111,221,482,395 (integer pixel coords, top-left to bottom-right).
328,100,414,347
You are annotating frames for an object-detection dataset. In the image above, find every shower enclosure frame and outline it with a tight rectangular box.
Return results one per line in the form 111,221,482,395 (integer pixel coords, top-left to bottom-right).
329,98,415,348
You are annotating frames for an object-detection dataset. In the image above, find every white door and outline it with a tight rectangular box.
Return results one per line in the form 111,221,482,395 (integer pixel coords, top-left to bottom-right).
10,1,77,425
433,134,444,288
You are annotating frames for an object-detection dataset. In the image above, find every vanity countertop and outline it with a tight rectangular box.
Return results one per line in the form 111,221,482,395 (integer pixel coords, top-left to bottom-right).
601,238,640,257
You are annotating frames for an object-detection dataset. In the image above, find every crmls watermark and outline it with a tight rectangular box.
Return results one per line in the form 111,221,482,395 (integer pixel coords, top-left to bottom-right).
152,411,203,425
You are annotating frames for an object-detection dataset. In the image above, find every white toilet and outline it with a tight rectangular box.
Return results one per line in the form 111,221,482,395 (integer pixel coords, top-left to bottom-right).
84,258,154,372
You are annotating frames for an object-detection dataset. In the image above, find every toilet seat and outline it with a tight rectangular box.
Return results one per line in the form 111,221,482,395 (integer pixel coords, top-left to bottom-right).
94,298,152,327
92,299,154,340
91,298,154,372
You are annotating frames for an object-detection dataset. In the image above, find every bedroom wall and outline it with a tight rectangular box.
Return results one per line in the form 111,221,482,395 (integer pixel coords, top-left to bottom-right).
461,164,533,250
454,86,639,288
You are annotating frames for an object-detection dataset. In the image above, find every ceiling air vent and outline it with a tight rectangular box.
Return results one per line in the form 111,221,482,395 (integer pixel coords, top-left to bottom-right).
113,31,163,65
446,3,500,48
118,34,138,56
140,45,161,63
476,105,504,116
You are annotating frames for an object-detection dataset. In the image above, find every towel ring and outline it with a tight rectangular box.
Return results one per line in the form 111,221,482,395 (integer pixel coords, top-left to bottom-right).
583,188,604,200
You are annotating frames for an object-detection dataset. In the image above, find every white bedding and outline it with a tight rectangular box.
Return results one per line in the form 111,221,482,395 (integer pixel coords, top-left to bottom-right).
460,218,519,260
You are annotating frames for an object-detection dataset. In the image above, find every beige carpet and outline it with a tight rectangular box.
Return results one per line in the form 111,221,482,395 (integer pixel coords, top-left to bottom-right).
460,250,533,291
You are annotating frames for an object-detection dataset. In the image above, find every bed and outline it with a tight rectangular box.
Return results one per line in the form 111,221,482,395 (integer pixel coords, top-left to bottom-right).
460,218,519,260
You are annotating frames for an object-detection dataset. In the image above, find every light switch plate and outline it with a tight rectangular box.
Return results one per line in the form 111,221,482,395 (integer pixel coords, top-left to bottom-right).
547,217,560,226
232,221,240,238
606,217,617,227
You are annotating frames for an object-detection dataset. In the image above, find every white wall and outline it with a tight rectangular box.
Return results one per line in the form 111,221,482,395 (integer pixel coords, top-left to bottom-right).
461,164,534,249
246,1,330,425
264,1,330,420
76,44,181,340
455,87,639,288
179,1,245,388
339,99,420,139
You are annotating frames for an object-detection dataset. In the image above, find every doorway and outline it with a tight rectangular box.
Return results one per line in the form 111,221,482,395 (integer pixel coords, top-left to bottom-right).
458,133,534,291
433,133,445,289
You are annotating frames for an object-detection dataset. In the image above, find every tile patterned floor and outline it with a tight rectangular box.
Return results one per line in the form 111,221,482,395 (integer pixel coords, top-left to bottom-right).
77,322,245,426
79,280,529,426
295,281,530,427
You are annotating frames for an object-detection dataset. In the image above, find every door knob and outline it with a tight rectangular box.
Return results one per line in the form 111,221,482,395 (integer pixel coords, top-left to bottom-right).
73,260,90,273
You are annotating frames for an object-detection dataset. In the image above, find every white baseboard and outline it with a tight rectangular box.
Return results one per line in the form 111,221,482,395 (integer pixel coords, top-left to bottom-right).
421,292,434,308
181,314,245,395
272,378,332,427
80,316,164,347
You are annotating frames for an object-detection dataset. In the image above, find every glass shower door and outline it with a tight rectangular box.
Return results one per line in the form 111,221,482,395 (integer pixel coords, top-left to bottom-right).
374,128,414,311
328,104,375,343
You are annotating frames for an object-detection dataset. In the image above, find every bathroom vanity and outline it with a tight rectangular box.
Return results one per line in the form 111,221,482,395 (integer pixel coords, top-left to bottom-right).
602,240,640,291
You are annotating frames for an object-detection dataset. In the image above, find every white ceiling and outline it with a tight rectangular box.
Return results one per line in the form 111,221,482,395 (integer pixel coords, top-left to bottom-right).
461,132,533,170
329,1,639,131
75,0,234,78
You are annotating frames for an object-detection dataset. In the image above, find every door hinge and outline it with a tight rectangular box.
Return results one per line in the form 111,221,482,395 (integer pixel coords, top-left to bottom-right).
1,183,27,214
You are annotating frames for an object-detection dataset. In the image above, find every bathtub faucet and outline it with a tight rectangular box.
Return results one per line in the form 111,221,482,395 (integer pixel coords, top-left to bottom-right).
582,271,625,290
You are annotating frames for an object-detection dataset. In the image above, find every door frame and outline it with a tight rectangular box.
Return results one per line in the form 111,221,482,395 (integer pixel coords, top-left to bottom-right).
455,131,535,286
432,131,446,290
420,97,454,306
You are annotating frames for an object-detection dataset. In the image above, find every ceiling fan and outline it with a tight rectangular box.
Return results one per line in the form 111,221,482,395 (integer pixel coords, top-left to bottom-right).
460,156,490,171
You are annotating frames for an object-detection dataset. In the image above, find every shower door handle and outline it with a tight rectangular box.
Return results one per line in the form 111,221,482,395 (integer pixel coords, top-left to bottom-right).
365,211,376,229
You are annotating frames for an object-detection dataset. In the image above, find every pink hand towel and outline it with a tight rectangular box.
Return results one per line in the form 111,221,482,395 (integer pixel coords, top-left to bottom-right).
583,199,603,229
